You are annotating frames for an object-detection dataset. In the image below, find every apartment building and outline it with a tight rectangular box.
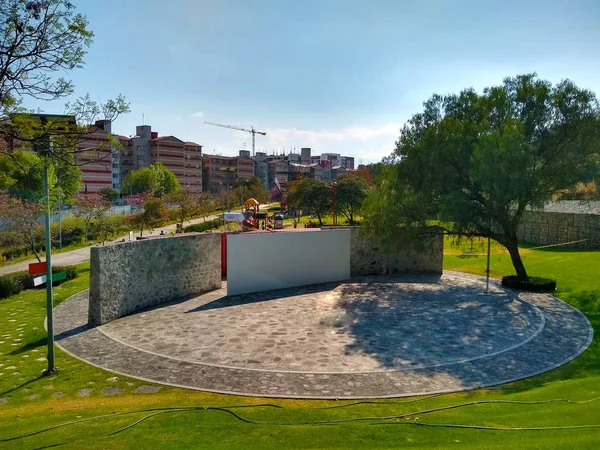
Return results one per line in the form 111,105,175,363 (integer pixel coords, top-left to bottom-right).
121,125,203,193
76,120,125,194
202,152,254,193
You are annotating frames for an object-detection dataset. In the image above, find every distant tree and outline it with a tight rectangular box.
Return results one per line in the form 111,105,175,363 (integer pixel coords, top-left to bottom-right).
122,166,158,195
167,190,197,225
196,192,216,222
99,187,120,203
122,163,180,197
335,174,369,224
126,193,166,237
232,176,268,204
286,178,332,226
217,188,237,211
363,73,600,280
0,191,44,261
73,193,109,241
154,162,180,197
354,166,375,185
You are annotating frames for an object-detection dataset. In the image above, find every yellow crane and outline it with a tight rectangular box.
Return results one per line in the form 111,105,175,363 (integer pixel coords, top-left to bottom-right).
204,121,266,157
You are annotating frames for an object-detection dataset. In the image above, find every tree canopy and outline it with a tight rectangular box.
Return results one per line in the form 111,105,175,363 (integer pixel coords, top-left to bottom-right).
335,174,369,225
232,176,268,204
0,0,93,111
122,163,180,197
362,73,600,279
0,1,128,204
286,177,332,225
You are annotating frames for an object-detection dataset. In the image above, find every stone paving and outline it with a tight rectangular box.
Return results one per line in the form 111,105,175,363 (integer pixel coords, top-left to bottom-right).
53,271,593,399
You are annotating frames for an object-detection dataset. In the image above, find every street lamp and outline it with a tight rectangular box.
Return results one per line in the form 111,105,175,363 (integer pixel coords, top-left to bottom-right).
330,181,338,226
31,114,76,375
218,167,237,212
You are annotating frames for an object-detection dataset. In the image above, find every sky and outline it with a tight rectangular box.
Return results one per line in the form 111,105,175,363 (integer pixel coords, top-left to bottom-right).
23,0,600,164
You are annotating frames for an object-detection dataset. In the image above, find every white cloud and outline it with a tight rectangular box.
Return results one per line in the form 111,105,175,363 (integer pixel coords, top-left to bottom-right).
265,122,402,145
203,121,402,164
190,111,204,118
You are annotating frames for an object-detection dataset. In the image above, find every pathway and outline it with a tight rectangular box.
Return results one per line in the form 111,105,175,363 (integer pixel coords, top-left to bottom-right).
0,204,271,276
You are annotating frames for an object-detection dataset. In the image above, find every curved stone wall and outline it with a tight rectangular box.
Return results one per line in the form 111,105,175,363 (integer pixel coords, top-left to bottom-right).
88,233,221,326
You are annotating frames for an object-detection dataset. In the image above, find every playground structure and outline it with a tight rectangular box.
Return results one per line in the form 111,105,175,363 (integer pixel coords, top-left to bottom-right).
241,198,272,231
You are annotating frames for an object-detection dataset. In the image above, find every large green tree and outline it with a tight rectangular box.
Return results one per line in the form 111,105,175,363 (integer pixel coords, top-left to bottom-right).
335,174,369,225
286,177,332,226
363,74,600,280
122,163,180,197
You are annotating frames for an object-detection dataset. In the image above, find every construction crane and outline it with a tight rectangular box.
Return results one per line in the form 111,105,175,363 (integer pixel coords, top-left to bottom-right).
204,121,266,157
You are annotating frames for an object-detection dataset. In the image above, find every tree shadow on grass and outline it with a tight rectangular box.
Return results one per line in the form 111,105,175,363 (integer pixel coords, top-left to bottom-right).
0,374,45,396
8,336,47,356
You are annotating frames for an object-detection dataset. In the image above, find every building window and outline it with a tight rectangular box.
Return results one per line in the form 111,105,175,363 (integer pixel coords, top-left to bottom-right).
112,173,118,179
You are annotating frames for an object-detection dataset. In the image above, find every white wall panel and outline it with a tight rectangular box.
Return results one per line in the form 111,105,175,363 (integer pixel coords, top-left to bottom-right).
227,229,351,296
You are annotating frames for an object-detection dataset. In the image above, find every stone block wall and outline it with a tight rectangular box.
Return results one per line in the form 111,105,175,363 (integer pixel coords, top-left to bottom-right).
517,211,600,249
348,227,443,276
89,233,221,326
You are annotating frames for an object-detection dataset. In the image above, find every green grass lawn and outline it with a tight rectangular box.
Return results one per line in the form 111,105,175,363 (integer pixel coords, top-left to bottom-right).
1,240,599,449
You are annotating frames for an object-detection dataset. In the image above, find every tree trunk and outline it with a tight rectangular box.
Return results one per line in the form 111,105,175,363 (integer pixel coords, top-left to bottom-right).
29,237,41,262
505,239,528,280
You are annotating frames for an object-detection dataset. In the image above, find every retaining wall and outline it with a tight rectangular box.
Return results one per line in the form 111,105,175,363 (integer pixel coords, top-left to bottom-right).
88,233,221,326
348,227,443,276
517,211,600,249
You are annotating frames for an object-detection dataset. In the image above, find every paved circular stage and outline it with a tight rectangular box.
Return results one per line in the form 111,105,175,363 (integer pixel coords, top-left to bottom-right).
54,271,593,399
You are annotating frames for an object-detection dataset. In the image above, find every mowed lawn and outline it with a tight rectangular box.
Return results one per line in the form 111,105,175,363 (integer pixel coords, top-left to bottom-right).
0,238,599,449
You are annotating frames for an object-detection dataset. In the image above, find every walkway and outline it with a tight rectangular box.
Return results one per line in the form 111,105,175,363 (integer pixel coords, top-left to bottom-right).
53,271,593,399
0,204,271,276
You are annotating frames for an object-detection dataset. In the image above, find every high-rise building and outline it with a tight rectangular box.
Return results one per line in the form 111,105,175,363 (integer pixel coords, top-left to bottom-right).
301,147,311,164
121,125,203,193
252,152,269,190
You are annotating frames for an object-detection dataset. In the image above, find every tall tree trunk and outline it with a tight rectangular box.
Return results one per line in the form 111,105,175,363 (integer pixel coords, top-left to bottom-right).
505,239,528,280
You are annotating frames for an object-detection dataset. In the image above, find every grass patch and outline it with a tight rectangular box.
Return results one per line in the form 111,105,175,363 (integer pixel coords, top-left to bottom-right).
0,244,599,448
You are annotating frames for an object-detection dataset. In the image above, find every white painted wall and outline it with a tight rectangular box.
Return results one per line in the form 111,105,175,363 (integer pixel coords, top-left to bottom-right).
227,229,351,296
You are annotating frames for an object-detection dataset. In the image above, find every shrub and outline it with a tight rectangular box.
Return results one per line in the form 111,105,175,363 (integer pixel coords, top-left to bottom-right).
7,265,78,291
54,265,78,281
10,270,35,289
502,276,557,292
184,219,222,233
0,276,22,299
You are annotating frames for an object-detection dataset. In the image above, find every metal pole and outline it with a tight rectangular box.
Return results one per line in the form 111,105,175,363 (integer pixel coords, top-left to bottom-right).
332,183,337,226
485,235,491,292
58,192,62,251
226,173,230,212
44,159,56,374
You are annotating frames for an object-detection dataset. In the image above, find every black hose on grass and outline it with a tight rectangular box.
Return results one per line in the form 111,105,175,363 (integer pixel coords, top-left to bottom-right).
4,396,600,442
0,404,281,443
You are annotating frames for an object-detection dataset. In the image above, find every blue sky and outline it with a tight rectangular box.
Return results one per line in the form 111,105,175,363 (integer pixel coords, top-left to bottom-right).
25,0,600,164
